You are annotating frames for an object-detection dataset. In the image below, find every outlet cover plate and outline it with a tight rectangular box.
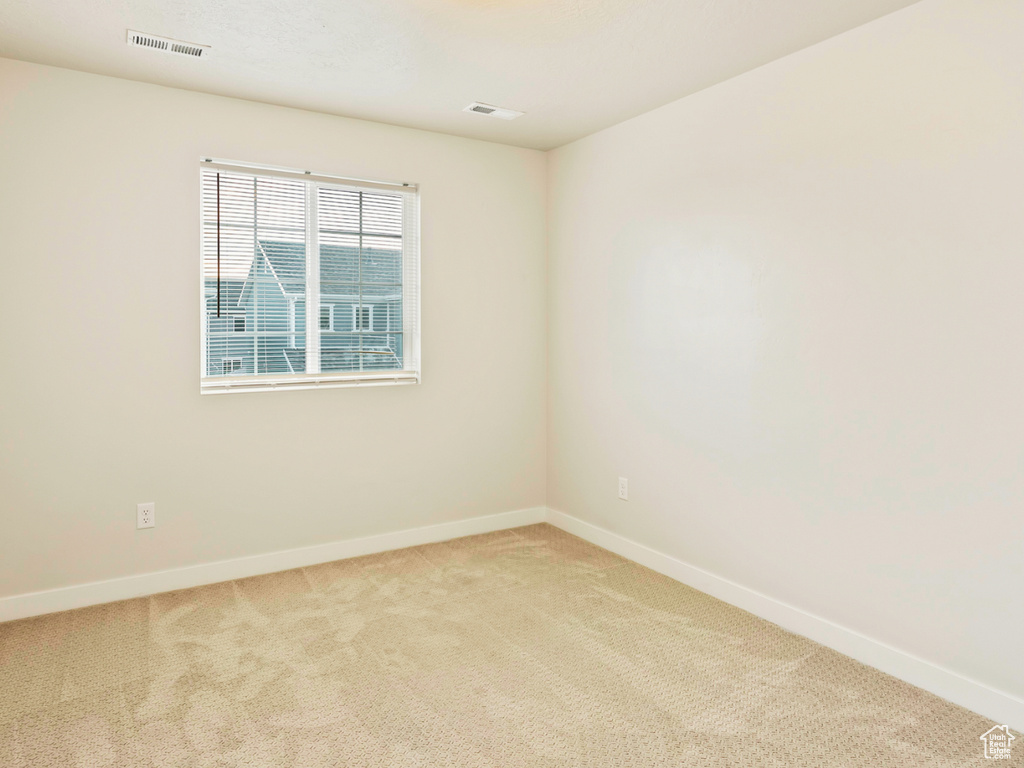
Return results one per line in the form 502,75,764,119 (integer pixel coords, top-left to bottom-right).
137,502,155,529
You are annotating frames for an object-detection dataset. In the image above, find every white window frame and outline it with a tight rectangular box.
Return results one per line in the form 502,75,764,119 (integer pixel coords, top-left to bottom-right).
353,304,374,333
199,159,420,394
320,304,334,332
222,358,243,374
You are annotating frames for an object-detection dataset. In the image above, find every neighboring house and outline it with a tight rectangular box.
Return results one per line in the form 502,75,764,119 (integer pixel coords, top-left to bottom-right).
203,240,403,376
203,279,250,376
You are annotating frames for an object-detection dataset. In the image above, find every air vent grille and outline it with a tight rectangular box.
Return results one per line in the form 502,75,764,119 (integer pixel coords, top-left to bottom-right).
171,43,205,57
463,102,524,121
127,30,209,59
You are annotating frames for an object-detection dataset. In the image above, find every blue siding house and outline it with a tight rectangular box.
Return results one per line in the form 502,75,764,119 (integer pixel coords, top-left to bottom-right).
204,240,403,376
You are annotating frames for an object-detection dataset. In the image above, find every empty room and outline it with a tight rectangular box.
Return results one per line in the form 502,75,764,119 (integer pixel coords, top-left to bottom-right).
0,0,1021,764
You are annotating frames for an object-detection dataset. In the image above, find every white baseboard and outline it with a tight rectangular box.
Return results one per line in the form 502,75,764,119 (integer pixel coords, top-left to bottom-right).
545,507,1024,733
4,503,1019,731
0,506,547,623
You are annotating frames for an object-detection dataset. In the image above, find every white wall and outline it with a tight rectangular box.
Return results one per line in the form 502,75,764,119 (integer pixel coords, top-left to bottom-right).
0,59,547,598
547,0,1024,704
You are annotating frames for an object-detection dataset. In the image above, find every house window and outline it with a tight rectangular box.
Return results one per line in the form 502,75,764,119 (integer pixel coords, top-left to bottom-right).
354,305,372,332
200,161,420,394
319,305,333,331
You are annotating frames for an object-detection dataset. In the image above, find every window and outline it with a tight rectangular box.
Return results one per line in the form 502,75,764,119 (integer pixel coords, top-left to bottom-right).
354,304,372,332
319,305,333,331
200,160,420,394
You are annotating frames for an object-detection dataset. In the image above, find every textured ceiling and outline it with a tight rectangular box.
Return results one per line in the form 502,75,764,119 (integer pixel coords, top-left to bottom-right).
0,0,921,149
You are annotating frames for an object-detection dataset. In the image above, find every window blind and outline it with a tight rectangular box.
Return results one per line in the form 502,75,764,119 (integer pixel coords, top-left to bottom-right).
200,162,420,394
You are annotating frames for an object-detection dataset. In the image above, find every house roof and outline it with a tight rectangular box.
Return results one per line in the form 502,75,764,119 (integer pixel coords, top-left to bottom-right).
240,240,402,302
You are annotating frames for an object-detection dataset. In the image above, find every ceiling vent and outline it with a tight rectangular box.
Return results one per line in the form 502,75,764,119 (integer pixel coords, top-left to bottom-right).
127,30,209,59
463,102,524,121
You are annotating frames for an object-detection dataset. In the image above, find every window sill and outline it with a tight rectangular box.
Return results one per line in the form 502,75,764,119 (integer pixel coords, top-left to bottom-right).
201,370,419,395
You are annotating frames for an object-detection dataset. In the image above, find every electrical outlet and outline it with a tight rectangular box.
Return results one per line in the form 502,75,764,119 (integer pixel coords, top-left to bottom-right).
137,502,155,529
618,477,628,501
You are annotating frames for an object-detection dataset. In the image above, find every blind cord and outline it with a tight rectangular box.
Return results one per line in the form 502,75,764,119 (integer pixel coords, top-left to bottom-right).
216,172,221,318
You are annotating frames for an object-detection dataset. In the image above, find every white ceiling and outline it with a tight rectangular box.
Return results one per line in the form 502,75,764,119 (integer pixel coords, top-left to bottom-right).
0,0,921,150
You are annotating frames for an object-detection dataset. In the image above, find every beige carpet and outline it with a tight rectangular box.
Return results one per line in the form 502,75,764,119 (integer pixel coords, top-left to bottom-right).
0,523,1017,766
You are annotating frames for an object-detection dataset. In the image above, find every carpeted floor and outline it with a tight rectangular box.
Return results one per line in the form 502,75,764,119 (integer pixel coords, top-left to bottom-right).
0,523,1017,766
